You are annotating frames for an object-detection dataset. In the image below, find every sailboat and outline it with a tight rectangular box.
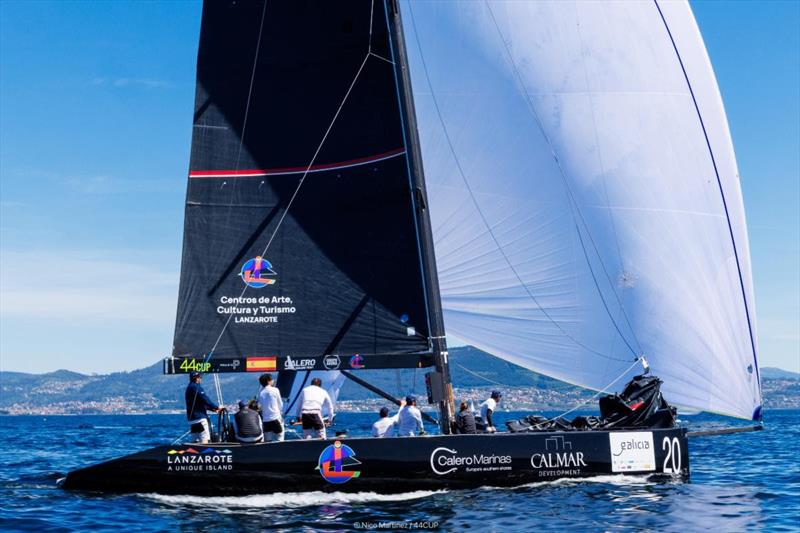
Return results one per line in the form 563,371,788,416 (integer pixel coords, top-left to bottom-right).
62,0,761,495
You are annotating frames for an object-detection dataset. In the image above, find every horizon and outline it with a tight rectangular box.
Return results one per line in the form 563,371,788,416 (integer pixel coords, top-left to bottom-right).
1,1,799,375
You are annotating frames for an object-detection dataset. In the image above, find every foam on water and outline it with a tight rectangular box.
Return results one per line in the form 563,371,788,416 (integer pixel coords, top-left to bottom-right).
141,476,654,509
4,411,798,531
141,489,446,510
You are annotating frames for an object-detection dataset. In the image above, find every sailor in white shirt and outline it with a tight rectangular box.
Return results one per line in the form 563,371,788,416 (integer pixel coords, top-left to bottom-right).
293,377,334,439
257,373,284,441
371,399,406,438
396,395,425,437
479,390,502,433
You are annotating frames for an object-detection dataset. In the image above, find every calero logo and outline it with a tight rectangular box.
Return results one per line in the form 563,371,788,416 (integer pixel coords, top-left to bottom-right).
349,354,365,369
239,256,277,288
317,440,361,484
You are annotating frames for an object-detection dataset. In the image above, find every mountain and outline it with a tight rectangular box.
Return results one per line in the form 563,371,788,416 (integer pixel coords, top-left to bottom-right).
1,347,798,414
0,346,574,413
761,367,800,380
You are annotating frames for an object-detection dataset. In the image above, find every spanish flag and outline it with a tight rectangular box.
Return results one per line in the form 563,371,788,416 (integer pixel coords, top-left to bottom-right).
246,357,276,372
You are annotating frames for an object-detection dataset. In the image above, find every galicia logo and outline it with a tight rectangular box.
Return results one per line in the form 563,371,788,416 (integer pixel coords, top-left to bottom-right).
317,440,361,484
349,354,365,369
239,256,277,288
609,431,655,473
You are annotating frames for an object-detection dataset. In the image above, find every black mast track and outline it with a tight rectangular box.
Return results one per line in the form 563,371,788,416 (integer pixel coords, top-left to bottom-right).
386,0,454,434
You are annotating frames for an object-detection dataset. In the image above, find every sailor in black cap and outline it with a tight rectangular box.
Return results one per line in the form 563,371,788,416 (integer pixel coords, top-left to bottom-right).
184,371,220,444
371,398,406,438
479,390,502,433
396,395,425,436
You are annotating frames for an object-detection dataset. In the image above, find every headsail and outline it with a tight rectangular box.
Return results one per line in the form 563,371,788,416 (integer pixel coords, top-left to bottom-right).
403,0,761,419
171,1,436,368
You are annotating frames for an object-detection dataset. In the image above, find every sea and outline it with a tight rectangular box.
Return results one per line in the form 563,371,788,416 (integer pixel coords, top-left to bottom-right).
1,410,798,532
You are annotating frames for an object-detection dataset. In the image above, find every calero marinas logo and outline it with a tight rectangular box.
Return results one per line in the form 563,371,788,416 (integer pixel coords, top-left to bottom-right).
239,256,277,288
317,440,361,484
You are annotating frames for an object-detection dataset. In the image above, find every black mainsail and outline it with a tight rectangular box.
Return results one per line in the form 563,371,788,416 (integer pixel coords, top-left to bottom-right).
167,0,451,427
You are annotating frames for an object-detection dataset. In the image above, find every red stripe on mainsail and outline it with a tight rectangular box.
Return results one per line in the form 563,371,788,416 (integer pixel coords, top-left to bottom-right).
189,147,406,178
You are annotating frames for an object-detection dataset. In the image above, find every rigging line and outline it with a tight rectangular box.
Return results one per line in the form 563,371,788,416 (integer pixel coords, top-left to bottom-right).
572,209,638,355
233,0,269,174
171,429,192,445
368,0,375,52
572,11,628,308
201,51,372,365
284,371,312,418
454,363,507,387
369,51,395,65
213,373,224,407
652,0,760,389
407,3,631,364
257,52,371,259
483,1,643,355
540,358,642,424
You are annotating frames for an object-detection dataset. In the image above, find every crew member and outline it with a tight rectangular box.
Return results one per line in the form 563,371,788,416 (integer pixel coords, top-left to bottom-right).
455,401,477,434
293,377,334,439
258,373,284,442
184,371,220,444
371,399,406,438
396,395,424,437
479,390,502,433
233,400,264,443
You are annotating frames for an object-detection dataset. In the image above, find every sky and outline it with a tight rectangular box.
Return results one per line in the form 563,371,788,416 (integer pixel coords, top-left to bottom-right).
0,0,798,375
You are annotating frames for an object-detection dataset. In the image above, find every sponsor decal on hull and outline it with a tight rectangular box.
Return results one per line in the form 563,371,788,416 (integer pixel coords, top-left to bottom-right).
430,447,512,475
217,359,241,371
166,447,233,472
284,356,316,371
609,431,655,472
179,358,211,373
323,355,341,370
317,441,361,484
530,436,587,478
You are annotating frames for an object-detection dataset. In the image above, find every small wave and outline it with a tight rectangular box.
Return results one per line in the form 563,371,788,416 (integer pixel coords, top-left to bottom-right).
140,489,445,509
480,474,656,491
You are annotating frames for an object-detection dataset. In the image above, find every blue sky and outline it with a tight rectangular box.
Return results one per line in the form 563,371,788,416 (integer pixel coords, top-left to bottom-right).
1,1,798,375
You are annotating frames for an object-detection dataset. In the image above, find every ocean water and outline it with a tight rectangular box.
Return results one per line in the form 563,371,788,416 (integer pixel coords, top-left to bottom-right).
1,410,798,532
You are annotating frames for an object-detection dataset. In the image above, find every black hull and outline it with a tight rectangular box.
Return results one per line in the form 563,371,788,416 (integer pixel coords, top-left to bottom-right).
62,428,688,495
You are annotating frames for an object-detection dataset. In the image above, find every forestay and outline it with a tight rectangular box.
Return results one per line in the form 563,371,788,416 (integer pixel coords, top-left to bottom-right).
402,0,761,419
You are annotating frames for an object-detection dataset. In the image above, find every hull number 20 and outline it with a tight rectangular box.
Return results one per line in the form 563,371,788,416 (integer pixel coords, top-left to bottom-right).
662,437,682,474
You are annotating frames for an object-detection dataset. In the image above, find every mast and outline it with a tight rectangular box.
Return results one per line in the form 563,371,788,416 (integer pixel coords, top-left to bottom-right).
386,0,454,434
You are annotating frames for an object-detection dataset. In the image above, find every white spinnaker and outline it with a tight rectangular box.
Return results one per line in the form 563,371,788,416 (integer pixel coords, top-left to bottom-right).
403,0,761,419
285,371,346,419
